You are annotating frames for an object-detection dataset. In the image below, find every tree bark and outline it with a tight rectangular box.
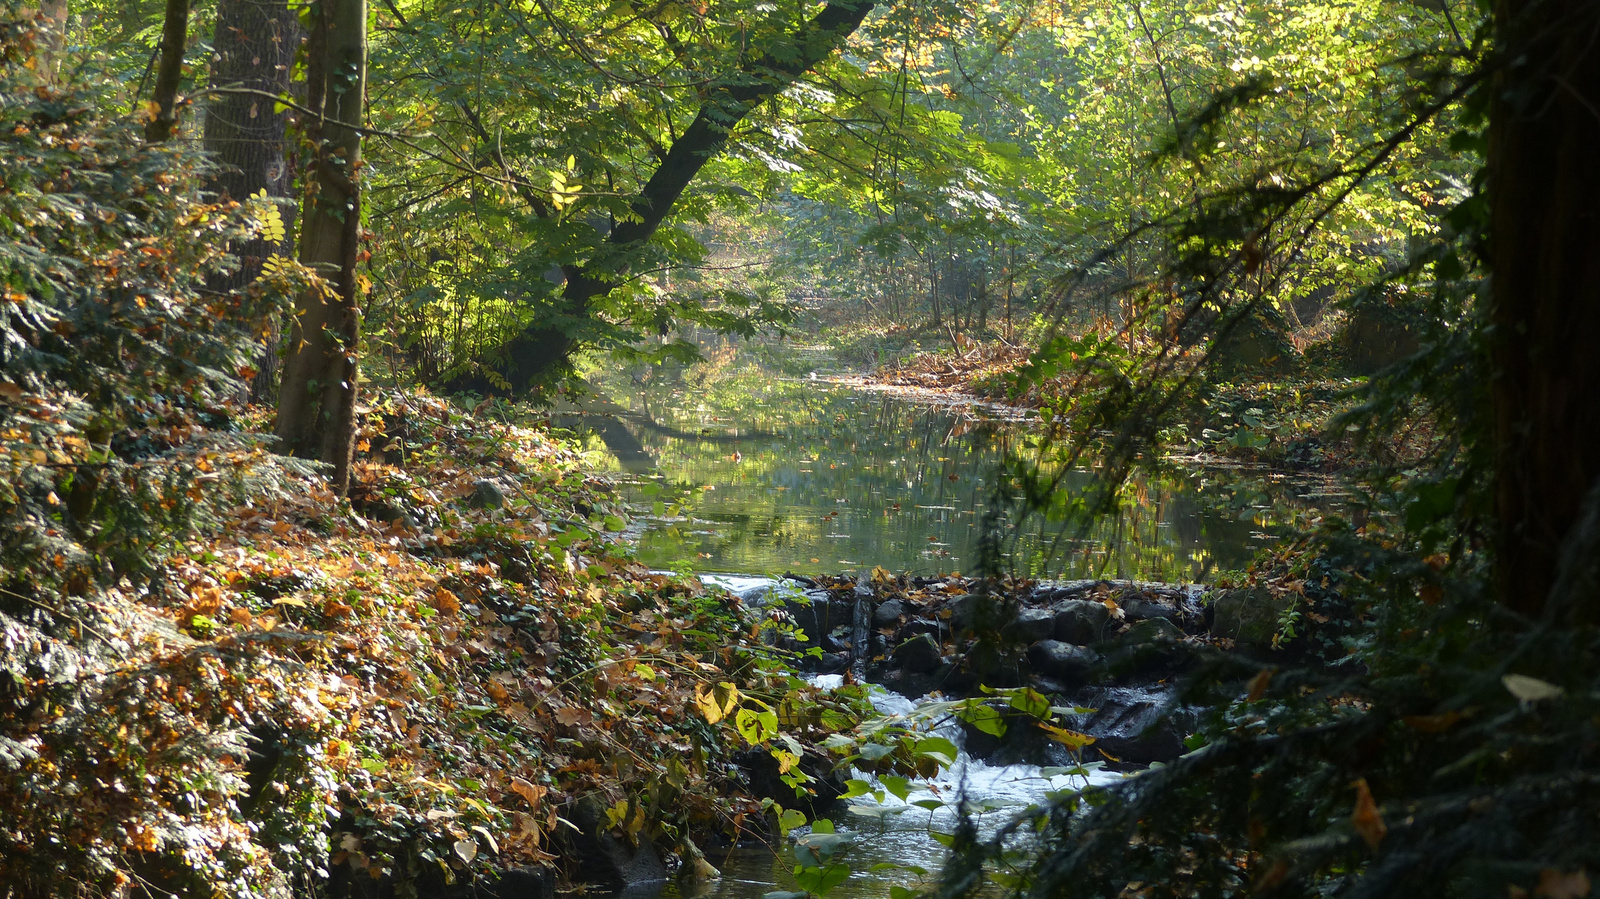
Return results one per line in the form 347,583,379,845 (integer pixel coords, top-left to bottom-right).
203,0,300,403
29,0,67,83
1488,0,1600,621
144,0,190,142
275,0,366,495
448,0,875,396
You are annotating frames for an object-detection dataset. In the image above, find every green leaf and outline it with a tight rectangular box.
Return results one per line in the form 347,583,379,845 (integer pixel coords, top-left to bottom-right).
1007,687,1051,719
777,807,807,836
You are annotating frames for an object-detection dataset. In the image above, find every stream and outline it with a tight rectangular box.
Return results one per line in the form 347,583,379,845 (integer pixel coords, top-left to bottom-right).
571,354,1340,899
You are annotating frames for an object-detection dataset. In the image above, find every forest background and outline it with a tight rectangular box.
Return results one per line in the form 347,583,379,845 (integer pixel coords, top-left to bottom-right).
1,0,1598,896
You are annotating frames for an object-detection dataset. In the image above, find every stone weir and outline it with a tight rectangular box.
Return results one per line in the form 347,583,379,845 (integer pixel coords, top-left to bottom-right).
750,573,1295,768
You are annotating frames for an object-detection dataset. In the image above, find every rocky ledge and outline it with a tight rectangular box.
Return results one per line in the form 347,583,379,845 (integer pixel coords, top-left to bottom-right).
749,573,1301,768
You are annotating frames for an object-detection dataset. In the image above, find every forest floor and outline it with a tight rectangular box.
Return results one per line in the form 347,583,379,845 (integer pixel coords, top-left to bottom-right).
14,387,872,895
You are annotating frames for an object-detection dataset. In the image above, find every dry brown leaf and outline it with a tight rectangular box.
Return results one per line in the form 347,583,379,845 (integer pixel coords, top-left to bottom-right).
1536,869,1591,899
511,777,547,813
1246,667,1274,702
1350,778,1386,849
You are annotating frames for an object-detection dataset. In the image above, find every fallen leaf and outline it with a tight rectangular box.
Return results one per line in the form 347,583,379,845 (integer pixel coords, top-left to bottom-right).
511,777,547,812
1536,869,1591,899
453,837,477,864
1403,710,1463,733
1246,667,1274,701
1350,777,1386,849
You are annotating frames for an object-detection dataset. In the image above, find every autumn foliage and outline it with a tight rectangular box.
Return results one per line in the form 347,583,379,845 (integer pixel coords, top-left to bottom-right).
0,22,855,898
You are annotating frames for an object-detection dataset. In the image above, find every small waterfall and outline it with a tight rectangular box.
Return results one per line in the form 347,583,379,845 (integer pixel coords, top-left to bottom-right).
850,573,873,682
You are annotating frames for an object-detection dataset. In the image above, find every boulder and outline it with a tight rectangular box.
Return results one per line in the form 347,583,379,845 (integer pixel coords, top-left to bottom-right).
1210,586,1295,651
873,598,907,628
1054,600,1113,644
1120,595,1181,623
468,478,510,509
734,748,846,819
1067,685,1199,766
1122,617,1185,645
560,794,670,889
779,594,854,649
1002,608,1057,644
946,593,982,630
469,867,558,899
892,633,943,674
1025,640,1102,682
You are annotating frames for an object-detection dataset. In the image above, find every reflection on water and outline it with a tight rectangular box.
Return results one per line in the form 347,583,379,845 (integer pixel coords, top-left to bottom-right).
576,368,1336,581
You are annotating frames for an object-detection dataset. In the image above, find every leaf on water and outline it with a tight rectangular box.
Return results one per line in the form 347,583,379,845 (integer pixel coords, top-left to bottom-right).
1503,674,1563,703
1350,778,1386,849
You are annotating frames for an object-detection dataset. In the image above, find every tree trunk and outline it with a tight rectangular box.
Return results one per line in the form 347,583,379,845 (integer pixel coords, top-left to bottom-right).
275,0,366,495
144,0,190,142
203,0,300,404
1488,0,1600,621
448,0,874,396
30,0,67,82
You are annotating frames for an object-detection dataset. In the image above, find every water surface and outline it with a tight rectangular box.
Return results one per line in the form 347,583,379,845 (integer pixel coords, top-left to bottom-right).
577,368,1331,581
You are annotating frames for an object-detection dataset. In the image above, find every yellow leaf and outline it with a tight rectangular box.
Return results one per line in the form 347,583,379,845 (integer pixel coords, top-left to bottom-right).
1037,723,1095,750
694,681,740,724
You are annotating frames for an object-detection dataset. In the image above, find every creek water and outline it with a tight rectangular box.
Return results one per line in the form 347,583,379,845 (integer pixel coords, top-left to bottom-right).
574,356,1338,899
621,668,1125,899
579,363,1336,583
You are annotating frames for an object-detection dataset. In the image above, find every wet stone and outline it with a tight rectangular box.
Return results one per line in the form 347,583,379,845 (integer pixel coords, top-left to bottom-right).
1054,599,1113,644
1120,595,1182,623
892,633,943,674
873,598,907,627
1025,639,1102,682
1003,607,1057,644
1122,617,1185,644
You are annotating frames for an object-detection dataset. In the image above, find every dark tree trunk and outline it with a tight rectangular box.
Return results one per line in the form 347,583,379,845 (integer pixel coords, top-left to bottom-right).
275,0,366,495
144,0,190,142
204,0,300,404
447,0,874,396
1488,0,1600,621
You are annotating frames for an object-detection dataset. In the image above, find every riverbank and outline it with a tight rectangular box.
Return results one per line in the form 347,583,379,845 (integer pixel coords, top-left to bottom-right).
0,387,893,899
848,338,1432,475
